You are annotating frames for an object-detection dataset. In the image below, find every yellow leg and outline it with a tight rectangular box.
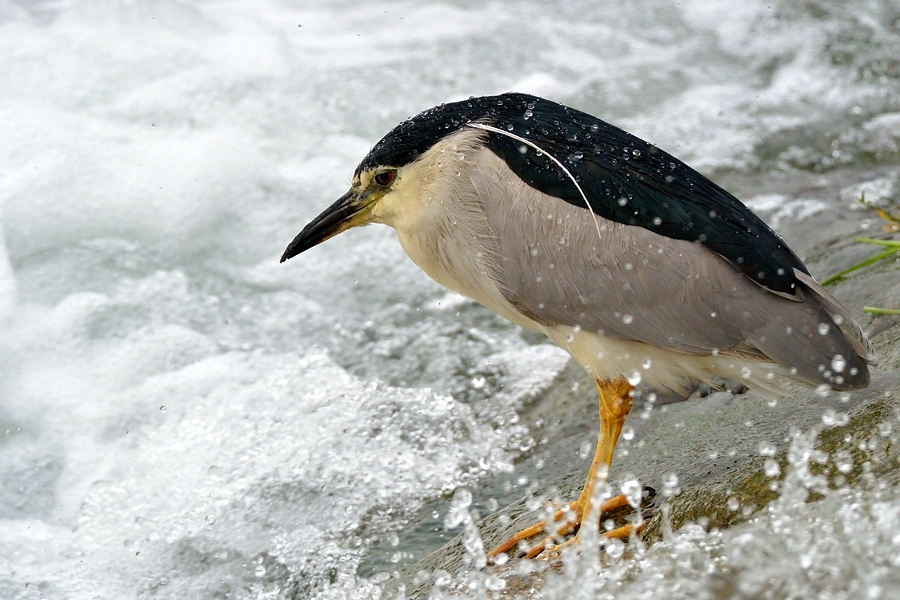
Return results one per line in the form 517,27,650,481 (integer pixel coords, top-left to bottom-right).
488,378,635,560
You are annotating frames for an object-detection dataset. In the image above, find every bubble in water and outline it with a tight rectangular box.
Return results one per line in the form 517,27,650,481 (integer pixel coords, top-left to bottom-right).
254,564,266,578
815,384,831,398
652,216,662,225
726,496,740,511
831,354,846,373
641,358,652,369
740,366,752,378
205,515,216,525
472,376,485,389
878,422,893,436
159,405,167,411
622,426,635,441
818,323,830,335
524,109,533,120
764,458,781,477
627,370,642,386
622,314,633,324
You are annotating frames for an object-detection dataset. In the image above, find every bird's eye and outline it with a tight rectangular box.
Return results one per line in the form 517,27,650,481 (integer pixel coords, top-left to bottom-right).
373,171,395,186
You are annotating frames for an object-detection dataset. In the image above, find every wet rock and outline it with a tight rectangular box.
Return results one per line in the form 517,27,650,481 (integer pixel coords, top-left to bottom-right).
391,370,900,598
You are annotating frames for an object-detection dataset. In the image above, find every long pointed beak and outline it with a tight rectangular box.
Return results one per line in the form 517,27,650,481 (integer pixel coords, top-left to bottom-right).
280,189,374,263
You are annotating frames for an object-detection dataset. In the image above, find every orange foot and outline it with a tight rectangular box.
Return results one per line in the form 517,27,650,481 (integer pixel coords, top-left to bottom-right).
488,492,640,560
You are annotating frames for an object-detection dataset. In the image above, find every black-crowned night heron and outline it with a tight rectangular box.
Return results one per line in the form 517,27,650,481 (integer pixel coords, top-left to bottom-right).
280,93,875,559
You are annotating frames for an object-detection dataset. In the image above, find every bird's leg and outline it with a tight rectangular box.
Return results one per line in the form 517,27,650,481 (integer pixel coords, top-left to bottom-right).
574,378,634,525
488,378,635,560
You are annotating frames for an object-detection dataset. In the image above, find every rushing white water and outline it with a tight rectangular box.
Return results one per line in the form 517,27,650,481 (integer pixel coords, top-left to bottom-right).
1,1,899,598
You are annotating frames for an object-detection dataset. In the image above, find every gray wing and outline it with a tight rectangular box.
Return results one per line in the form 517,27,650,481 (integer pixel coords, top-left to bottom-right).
471,150,872,388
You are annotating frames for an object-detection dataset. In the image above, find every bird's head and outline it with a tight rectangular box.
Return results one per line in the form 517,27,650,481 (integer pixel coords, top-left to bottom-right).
279,164,401,262
280,94,535,263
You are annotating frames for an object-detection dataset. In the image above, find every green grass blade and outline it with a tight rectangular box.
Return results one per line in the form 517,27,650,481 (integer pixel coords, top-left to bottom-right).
852,237,900,247
863,307,900,315
821,246,900,286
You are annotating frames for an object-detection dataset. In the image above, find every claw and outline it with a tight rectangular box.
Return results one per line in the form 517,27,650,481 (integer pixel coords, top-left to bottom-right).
489,491,647,561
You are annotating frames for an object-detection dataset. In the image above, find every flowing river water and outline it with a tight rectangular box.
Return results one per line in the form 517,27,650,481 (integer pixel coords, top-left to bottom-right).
1,1,900,598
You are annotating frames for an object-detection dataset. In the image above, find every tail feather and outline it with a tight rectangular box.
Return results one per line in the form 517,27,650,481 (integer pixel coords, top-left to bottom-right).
793,269,877,364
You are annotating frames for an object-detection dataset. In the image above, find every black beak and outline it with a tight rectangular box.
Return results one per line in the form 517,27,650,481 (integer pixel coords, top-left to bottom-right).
280,190,370,263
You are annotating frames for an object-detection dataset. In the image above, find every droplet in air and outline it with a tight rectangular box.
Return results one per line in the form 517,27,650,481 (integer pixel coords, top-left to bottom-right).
621,479,642,508
622,426,635,441
652,216,662,225
740,366,752,378
622,314,633,324
205,515,216,525
818,323,830,335
579,441,592,459
822,408,848,426
764,459,781,477
815,384,831,398
757,441,776,456
660,471,679,498
159,405,167,411
831,355,846,373
627,370,642,386
606,538,625,559
641,358,652,369
255,565,266,577
524,110,533,120
726,497,740,511
472,376,486,389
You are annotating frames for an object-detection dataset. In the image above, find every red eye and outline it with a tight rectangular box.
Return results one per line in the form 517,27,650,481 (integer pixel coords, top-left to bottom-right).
374,171,395,186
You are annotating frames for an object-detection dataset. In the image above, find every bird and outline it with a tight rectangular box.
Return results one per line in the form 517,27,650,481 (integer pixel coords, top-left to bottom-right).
280,92,875,559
